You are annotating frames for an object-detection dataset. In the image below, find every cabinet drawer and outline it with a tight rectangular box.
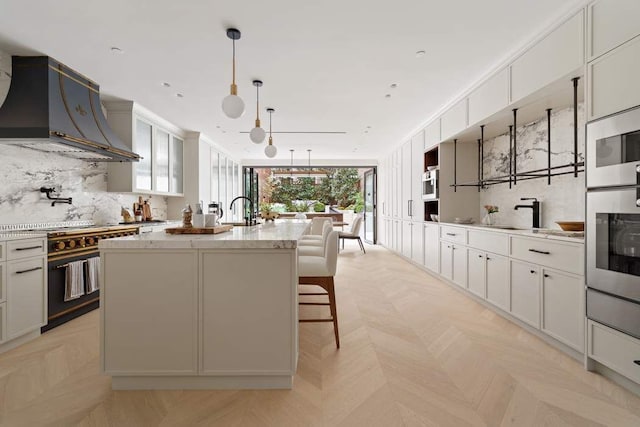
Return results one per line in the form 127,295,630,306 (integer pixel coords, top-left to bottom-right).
7,238,46,261
440,226,467,244
468,230,508,256
510,236,583,275
0,241,5,262
588,320,640,385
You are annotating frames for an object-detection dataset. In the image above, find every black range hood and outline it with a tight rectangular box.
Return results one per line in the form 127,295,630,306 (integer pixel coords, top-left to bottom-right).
0,56,140,162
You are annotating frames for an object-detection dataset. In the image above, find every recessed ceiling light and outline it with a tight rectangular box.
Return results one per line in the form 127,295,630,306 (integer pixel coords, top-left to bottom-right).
176,93,184,98
415,50,426,58
366,126,371,129
222,130,227,133
390,83,398,89
110,47,124,54
162,82,171,87
364,130,369,133
385,94,391,98
216,125,221,128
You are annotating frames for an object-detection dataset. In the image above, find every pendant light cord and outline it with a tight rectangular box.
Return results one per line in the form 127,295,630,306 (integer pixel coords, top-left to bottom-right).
232,39,236,86
256,84,260,119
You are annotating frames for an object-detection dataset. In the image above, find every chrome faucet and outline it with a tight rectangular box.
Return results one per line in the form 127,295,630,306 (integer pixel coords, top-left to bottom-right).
514,197,541,228
229,196,256,226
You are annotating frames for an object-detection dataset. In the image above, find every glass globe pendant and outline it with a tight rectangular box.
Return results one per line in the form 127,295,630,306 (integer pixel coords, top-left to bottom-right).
264,108,277,158
221,28,245,119
249,80,266,143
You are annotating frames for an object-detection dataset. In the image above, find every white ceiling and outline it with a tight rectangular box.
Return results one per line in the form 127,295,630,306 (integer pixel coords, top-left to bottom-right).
0,0,584,163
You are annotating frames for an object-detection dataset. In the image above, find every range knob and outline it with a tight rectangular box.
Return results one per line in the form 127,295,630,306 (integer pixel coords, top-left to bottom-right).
77,238,85,247
66,240,76,249
86,237,96,246
55,241,65,251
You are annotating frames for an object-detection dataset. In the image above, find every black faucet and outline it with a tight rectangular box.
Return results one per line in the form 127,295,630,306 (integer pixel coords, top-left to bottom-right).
514,197,541,228
229,196,256,226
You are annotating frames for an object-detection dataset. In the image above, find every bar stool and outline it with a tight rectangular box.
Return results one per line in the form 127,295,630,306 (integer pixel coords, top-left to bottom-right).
298,221,332,253
298,230,340,348
299,217,332,241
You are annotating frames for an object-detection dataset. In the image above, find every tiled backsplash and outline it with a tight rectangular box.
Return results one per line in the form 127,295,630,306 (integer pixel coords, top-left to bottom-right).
0,143,167,225
479,103,585,229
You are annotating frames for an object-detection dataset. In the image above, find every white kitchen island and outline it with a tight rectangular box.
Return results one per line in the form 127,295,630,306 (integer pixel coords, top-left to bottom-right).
99,220,310,390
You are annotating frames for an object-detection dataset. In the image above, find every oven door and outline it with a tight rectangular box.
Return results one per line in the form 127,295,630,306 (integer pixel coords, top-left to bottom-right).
586,105,640,189
422,171,438,200
587,188,640,303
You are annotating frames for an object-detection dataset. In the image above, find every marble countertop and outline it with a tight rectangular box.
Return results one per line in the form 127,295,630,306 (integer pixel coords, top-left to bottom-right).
438,222,584,243
99,219,311,250
0,231,48,241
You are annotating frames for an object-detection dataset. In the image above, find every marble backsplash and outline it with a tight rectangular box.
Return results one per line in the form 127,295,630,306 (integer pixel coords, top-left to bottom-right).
479,103,585,229
0,144,167,226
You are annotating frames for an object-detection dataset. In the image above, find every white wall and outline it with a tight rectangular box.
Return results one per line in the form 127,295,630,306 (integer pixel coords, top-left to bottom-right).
479,103,585,228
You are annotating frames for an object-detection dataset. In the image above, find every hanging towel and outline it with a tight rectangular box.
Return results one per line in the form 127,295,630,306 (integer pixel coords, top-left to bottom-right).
64,260,85,302
86,257,100,294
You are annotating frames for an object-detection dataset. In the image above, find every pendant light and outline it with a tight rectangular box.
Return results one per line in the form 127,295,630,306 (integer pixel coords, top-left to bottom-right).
264,108,277,158
249,80,266,143
221,28,245,119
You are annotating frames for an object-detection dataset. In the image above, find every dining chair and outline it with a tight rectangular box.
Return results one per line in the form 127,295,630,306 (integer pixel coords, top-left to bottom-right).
338,215,365,253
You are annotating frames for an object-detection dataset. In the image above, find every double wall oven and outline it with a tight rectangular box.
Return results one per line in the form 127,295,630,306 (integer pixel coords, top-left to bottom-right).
586,105,640,340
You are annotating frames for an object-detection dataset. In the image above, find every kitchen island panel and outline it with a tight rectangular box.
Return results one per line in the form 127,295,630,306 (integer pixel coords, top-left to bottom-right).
200,250,297,375
102,250,198,375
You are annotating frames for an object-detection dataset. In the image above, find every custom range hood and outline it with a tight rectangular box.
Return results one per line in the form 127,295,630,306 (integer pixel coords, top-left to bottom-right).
0,56,140,161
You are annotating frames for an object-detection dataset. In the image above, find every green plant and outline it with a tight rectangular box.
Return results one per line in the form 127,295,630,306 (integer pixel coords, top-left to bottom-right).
293,201,310,212
352,192,364,213
259,202,273,213
313,202,325,212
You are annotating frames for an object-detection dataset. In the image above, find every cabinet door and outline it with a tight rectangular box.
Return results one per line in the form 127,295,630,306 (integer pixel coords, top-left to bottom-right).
588,36,640,120
542,269,584,352
440,241,453,280
452,245,467,288
467,248,486,297
588,0,640,60
7,256,46,340
401,142,412,220
0,302,5,344
0,262,6,303
392,150,400,218
510,261,540,328
411,132,425,221
486,253,510,311
170,136,183,194
411,221,423,264
135,119,152,191
468,68,509,126
424,119,441,149
155,128,170,192
511,10,584,102
423,223,440,273
441,99,468,140
401,221,412,258
393,220,401,253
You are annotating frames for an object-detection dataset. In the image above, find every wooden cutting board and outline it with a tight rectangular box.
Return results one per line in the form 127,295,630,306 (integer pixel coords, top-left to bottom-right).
165,224,233,234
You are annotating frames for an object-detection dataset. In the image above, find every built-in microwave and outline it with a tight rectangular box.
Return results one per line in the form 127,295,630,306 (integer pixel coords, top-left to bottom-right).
586,105,640,189
422,169,438,200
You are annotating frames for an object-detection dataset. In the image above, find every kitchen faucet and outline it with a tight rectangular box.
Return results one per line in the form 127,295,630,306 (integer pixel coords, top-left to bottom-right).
229,196,256,226
514,197,541,228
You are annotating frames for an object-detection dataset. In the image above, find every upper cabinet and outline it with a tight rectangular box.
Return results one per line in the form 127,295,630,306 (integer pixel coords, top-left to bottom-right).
510,10,584,103
588,0,640,61
468,68,509,126
424,119,441,150
105,102,185,196
440,99,468,141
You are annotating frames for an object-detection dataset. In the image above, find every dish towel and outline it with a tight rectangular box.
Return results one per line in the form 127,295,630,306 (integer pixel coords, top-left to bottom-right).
86,257,100,294
64,260,85,302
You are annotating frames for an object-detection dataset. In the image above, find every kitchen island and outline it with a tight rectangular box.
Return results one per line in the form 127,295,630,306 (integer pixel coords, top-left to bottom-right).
99,220,310,390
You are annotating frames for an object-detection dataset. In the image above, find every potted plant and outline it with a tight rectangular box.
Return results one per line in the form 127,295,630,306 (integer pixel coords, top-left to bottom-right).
260,202,279,222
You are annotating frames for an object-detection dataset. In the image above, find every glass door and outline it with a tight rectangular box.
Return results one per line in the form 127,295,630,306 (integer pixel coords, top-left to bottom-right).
244,167,259,219
363,168,376,244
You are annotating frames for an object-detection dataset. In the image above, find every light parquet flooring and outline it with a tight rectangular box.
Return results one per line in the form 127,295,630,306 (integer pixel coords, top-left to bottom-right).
1,244,639,426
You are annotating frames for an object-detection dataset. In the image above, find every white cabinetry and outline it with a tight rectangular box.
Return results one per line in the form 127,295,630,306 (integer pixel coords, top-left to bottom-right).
510,10,584,103
440,241,453,281
440,99,468,140
588,320,640,385
468,248,509,307
588,0,640,60
401,142,412,221
467,248,486,298
468,68,510,126
424,119,440,149
588,36,640,120
423,223,439,273
510,260,540,328
105,101,185,196
440,240,467,288
1,237,47,346
542,268,584,352
401,220,412,259
411,131,425,222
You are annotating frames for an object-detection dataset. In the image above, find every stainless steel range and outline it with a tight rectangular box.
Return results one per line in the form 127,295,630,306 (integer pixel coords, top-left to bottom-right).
0,221,138,331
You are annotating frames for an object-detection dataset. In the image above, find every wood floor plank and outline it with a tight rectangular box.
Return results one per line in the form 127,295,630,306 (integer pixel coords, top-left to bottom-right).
0,245,638,426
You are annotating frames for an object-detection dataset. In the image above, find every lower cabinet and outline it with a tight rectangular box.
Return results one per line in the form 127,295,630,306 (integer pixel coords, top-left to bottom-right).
510,260,541,328
6,256,46,340
486,254,510,311
423,223,439,273
401,221,412,259
0,302,5,343
440,241,467,287
467,249,486,298
410,222,423,265
542,268,584,352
